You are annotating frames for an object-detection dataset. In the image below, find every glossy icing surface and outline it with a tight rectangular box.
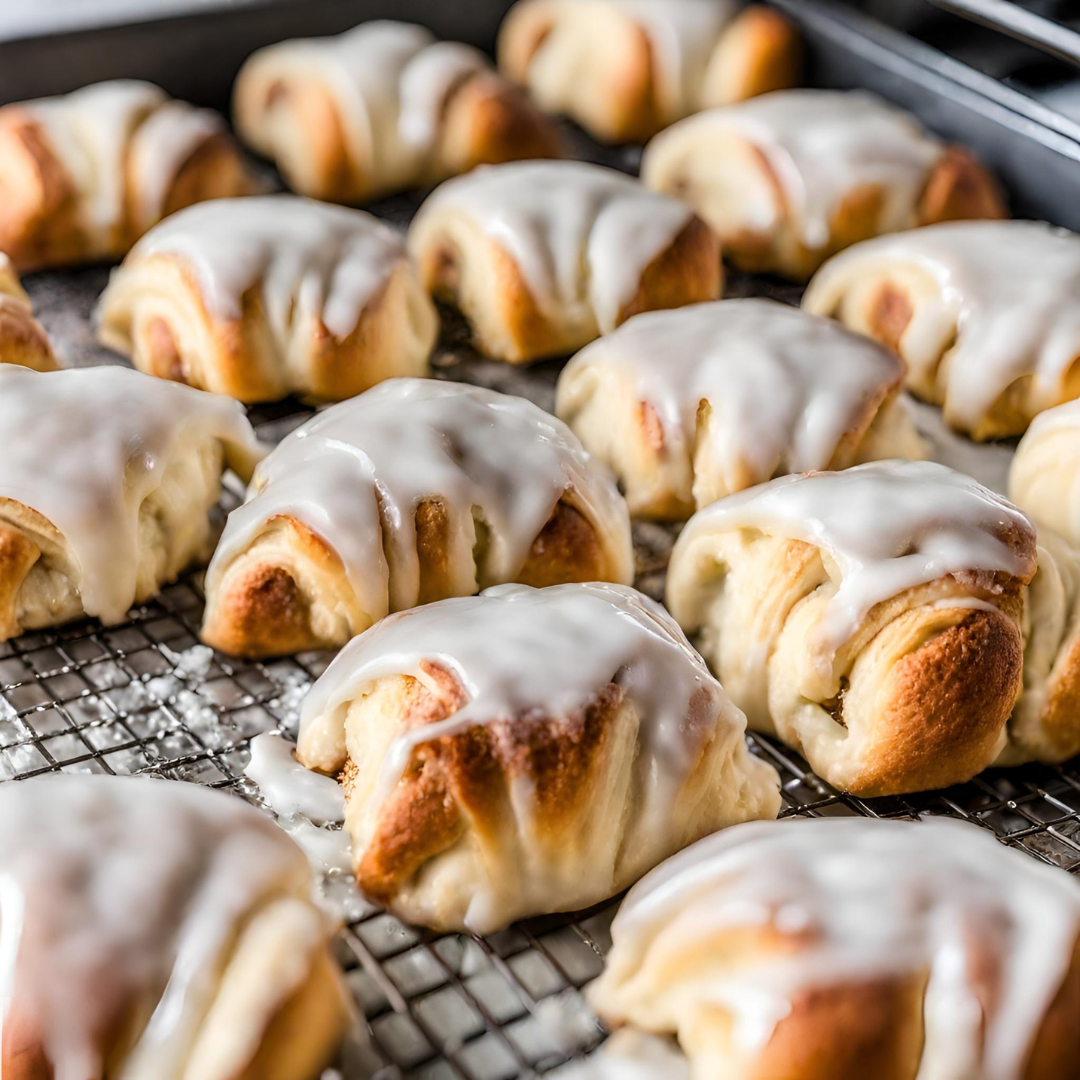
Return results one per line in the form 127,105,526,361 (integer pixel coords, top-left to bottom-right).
299,581,746,810
412,160,694,331
557,298,904,493
0,365,262,624
208,378,632,620
0,773,318,1079
670,459,1037,657
591,817,1080,1080
128,195,409,342
804,220,1080,430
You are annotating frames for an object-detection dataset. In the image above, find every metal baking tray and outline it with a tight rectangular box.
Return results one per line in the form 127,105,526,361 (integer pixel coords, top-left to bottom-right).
6,2,1080,1077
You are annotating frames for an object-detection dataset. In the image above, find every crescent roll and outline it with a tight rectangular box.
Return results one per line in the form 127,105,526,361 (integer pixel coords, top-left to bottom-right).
201,378,634,658
0,365,262,642
497,0,800,143
642,89,1006,281
0,253,57,371
1009,399,1080,547
0,79,258,272
295,581,782,933
554,299,925,520
803,220,1080,439
0,773,349,1080
666,460,1038,796
408,160,722,362
96,195,438,402
590,817,1080,1080
233,20,563,204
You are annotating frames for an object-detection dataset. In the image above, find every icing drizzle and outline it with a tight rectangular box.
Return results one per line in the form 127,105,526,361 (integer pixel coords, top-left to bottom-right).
803,220,1080,431
557,298,904,497
669,459,1037,658
207,377,633,622
0,365,262,625
0,773,321,1079
411,160,694,332
591,817,1080,1080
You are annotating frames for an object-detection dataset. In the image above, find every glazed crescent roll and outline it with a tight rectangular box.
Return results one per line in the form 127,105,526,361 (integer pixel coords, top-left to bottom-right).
0,79,258,272
233,20,563,204
295,581,782,933
408,160,722,362
0,252,57,371
554,299,925,520
642,89,1006,281
201,378,634,658
803,220,1080,439
1009,399,1080,547
666,460,1038,796
0,773,349,1080
0,365,262,642
96,195,438,402
497,0,800,143
590,817,1080,1080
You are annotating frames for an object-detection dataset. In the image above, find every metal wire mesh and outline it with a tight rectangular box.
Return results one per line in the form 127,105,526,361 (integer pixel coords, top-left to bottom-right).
8,124,1080,1080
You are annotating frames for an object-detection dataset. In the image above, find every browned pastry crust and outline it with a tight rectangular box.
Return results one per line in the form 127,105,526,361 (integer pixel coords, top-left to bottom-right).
0,256,57,371
413,213,722,363
202,500,610,658
497,2,800,144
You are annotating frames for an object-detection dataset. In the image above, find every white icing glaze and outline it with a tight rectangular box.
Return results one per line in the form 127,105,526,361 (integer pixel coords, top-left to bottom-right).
208,377,632,620
670,459,1037,659
592,817,1080,1080
0,365,262,624
558,299,904,492
245,21,489,189
649,89,944,250
804,220,1080,431
412,160,694,332
126,98,226,228
607,0,736,114
299,581,744,811
127,195,408,342
246,732,345,825
0,773,320,1079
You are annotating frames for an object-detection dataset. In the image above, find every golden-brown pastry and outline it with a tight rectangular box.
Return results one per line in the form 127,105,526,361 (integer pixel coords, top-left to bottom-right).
201,378,634,658
233,20,563,204
666,460,1038,796
0,772,349,1080
96,195,438,403
408,160,722,362
497,0,800,143
0,365,262,642
642,89,1006,281
0,80,258,272
1009,398,1080,547
554,298,925,520
0,252,57,371
589,817,1080,1080
295,580,782,933
803,220,1080,439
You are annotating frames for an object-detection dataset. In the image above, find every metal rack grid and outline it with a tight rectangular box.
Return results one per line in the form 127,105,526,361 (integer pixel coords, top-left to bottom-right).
9,8,1080,1075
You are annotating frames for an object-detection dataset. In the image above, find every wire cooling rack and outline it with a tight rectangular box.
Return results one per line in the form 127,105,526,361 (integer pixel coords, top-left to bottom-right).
9,130,1080,1079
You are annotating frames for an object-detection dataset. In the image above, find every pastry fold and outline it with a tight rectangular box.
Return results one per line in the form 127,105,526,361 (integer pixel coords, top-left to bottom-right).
497,0,800,143
589,817,1080,1080
0,253,57,371
201,378,634,658
642,89,1006,281
0,773,349,1080
0,80,257,272
666,460,1038,796
295,581,782,933
803,220,1080,439
408,160,722,362
0,365,262,642
1009,398,1080,547
555,299,925,520
233,20,563,204
97,195,438,402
